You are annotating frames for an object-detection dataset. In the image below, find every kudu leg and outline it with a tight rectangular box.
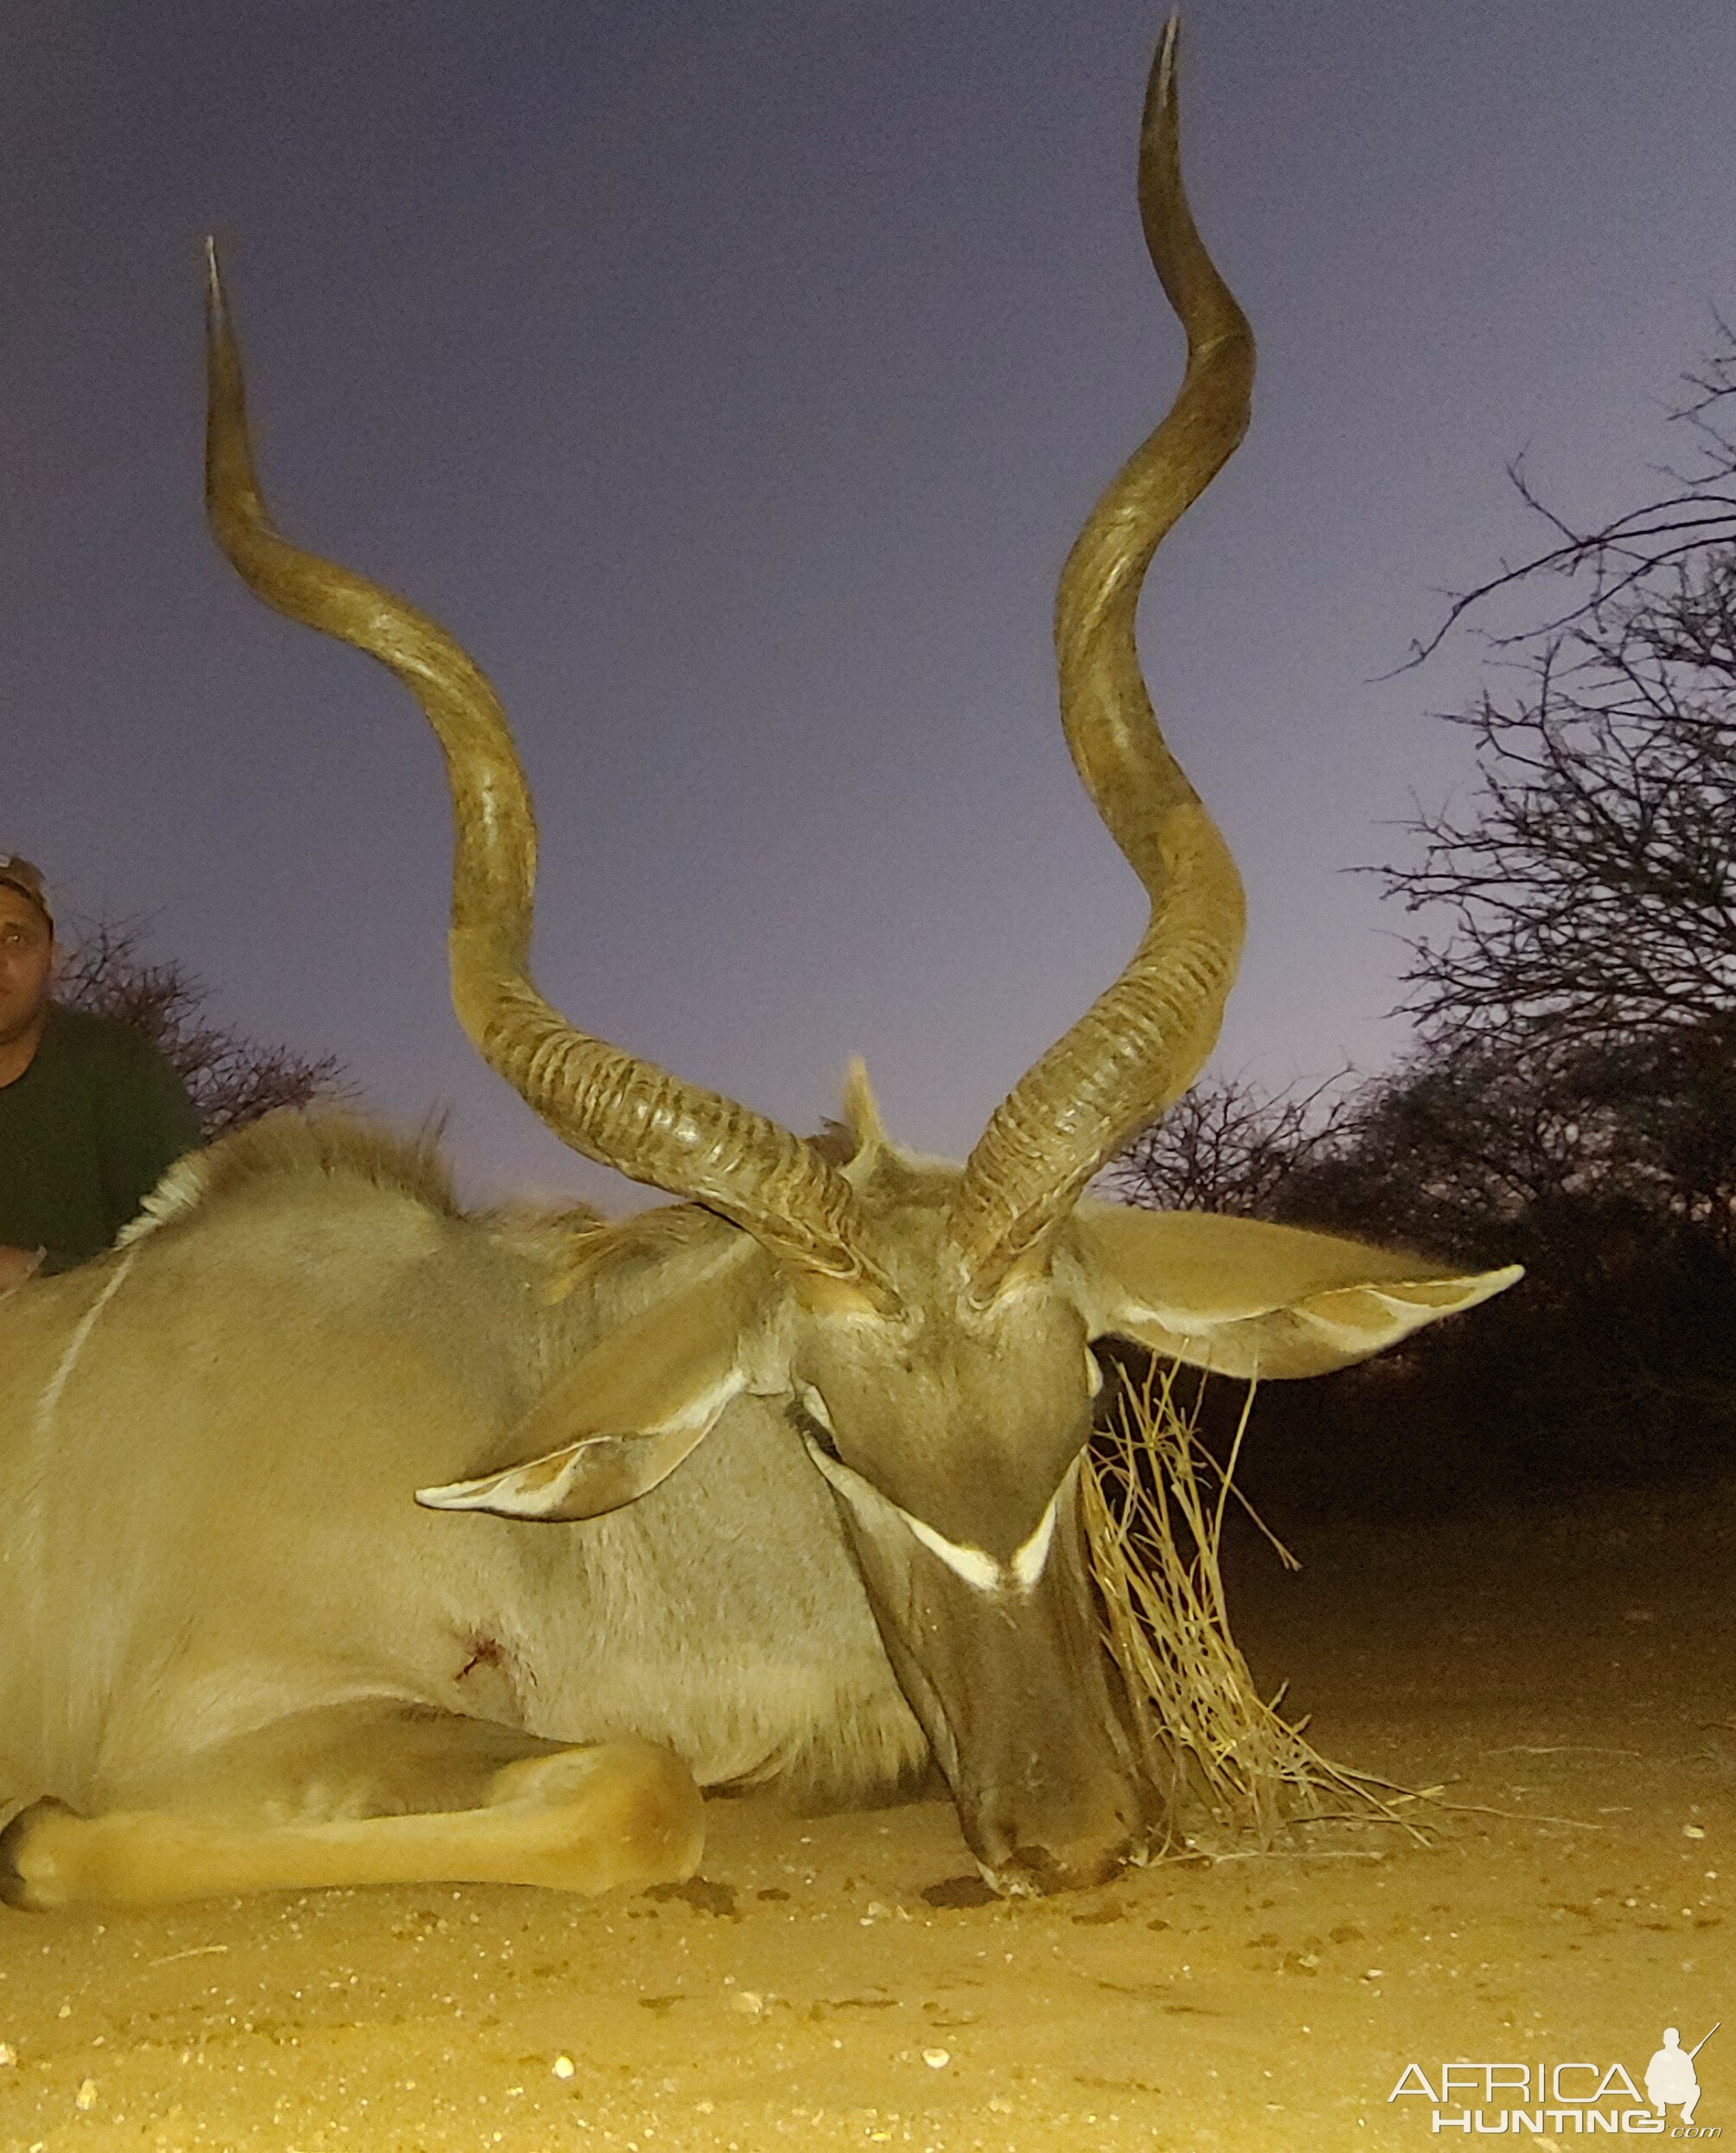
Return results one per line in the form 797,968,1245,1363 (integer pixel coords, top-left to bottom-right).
0,1736,704,1911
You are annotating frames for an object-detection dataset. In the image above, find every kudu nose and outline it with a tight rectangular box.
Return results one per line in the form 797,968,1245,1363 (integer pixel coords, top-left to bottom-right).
966,1768,1162,1896
986,1832,1139,1896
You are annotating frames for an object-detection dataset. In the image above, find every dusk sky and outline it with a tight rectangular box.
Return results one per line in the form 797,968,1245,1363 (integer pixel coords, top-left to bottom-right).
7,1,1734,1212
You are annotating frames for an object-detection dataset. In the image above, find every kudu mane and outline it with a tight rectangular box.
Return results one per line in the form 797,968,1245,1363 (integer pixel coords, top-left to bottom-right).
117,1107,784,1302
120,1112,466,1241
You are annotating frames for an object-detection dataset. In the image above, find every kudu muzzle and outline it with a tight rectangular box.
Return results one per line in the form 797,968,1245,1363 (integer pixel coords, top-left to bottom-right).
844,1478,1163,1893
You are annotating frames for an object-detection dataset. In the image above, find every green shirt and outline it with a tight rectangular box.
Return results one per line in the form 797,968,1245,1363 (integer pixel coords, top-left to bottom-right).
0,1004,201,1272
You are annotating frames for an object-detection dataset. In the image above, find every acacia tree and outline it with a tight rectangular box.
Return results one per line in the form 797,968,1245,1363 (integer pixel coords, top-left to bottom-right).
58,921,346,1140
1366,331,1736,1272
1118,340,1736,1230
1272,339,1736,1497
1379,605,1736,1045
1382,331,1736,1048
1271,1026,1736,1266
1105,337,1736,1505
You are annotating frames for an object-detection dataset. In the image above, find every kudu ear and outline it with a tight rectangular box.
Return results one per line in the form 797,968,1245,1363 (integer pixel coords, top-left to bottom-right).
417,1243,786,1522
1069,1201,1522,1380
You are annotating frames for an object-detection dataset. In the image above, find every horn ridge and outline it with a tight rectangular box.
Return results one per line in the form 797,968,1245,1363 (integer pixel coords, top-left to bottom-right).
948,16,1253,1292
203,240,891,1301
469,970,889,1284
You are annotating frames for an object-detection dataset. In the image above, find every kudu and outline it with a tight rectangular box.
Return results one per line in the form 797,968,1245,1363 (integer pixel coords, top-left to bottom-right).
0,21,1516,1910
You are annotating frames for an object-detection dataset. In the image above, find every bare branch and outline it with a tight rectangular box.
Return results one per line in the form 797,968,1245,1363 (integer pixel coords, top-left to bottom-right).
1375,558,1736,1045
1400,323,1736,671
1107,1070,1356,1217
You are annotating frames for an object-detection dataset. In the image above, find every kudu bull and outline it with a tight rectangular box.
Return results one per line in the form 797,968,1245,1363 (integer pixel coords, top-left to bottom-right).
0,22,1516,1909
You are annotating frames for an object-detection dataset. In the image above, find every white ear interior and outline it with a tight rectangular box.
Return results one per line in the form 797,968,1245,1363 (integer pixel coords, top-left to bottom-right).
416,1371,743,1522
417,1236,779,1521
1071,1201,1522,1379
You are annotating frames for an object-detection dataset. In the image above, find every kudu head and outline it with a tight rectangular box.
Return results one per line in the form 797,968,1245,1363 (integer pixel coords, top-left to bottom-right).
202,18,1518,1892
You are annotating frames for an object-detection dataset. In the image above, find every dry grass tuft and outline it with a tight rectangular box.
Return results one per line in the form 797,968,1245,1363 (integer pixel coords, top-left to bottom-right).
1083,1360,1422,1859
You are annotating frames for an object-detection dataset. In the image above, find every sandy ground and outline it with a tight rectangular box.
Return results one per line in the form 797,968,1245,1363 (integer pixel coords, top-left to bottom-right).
2,1476,1730,2153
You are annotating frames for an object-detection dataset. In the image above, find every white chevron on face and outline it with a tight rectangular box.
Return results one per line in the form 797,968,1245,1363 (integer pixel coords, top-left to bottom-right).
804,1434,1066,1597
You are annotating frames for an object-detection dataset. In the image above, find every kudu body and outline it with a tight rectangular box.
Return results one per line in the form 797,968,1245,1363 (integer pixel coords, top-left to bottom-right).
0,24,1516,1909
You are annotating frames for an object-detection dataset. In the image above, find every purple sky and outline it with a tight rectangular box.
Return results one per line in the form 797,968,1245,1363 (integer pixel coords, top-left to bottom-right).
7,2,1734,1212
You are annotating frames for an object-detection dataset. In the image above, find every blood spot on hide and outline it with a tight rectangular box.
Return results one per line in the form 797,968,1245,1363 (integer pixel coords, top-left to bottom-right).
456,1634,505,1683
450,1631,524,1722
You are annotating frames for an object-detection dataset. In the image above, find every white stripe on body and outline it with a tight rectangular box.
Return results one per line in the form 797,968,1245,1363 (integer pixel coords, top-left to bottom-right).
34,1252,138,1443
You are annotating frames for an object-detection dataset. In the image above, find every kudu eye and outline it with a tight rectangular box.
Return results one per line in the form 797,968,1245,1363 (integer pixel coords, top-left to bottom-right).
794,1383,840,1460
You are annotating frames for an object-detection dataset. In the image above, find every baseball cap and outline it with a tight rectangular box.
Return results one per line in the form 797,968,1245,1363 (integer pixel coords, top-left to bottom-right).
0,855,54,936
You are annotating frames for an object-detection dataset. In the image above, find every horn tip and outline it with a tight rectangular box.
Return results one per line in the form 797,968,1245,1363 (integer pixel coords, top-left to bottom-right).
1142,11,1183,150
202,236,231,342
1156,11,1182,95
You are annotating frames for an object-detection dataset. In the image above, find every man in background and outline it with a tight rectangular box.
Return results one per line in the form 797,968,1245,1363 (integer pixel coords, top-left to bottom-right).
0,855,201,1287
